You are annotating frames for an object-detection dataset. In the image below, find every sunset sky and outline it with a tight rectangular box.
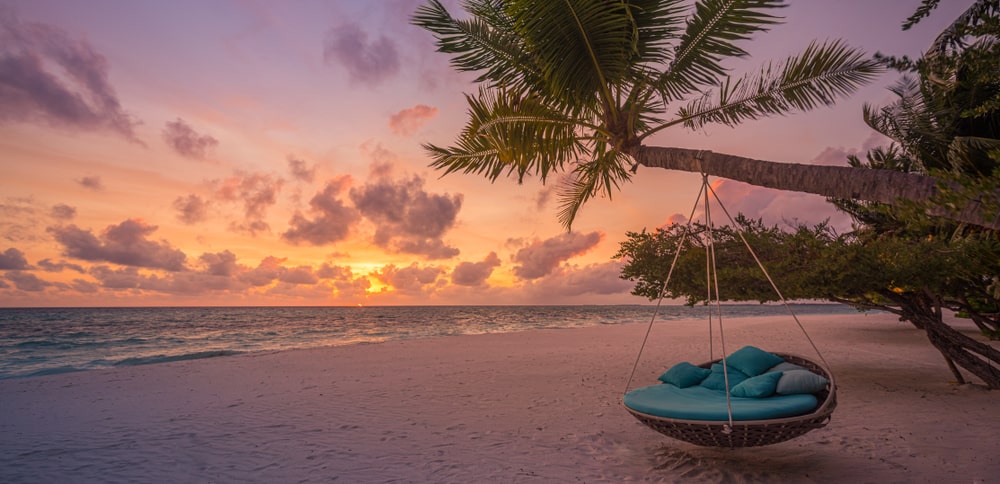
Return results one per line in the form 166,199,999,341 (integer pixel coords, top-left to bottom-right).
0,1,970,307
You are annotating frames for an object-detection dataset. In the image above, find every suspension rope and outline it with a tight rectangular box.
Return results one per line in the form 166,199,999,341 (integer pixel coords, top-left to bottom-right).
623,182,707,395
704,181,833,372
702,173,735,430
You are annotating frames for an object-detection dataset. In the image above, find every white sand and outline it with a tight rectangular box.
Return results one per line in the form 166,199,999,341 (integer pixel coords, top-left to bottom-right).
1,313,997,483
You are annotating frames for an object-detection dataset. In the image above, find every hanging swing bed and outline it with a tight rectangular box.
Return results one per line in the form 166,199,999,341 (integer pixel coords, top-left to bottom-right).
622,172,837,448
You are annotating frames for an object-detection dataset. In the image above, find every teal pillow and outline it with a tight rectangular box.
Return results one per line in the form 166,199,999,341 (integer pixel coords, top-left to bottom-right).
776,370,830,394
725,346,784,376
658,362,711,388
699,363,749,391
730,371,784,398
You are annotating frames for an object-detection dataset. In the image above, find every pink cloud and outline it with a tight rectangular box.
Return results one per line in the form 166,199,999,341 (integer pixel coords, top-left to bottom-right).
173,194,210,224
451,252,501,287
520,260,632,300
350,174,462,259
389,104,438,136
0,247,29,270
214,172,284,235
372,263,444,295
287,157,317,183
77,175,103,191
163,118,218,160
0,6,141,141
512,231,604,279
48,219,187,271
282,176,360,246
323,22,400,85
50,204,76,220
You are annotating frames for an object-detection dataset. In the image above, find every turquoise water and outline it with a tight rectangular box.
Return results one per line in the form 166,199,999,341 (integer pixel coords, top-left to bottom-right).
0,304,861,379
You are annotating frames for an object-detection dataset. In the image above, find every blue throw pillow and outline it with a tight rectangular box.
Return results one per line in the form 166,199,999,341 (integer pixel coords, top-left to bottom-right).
776,370,830,394
658,362,711,388
699,363,749,391
730,371,784,398
725,346,784,376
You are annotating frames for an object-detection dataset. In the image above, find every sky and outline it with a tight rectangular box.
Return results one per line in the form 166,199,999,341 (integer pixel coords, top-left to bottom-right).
0,0,972,307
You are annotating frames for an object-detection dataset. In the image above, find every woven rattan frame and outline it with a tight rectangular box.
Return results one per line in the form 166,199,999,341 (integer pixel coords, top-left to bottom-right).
625,353,836,448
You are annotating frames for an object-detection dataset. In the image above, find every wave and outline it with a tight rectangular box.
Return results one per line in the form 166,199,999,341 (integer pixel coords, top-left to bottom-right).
112,350,243,367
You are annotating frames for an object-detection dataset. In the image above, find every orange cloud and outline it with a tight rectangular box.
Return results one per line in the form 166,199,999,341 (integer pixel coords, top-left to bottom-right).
388,104,438,136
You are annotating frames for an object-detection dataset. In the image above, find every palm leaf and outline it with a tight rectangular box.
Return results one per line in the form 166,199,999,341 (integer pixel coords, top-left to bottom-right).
423,87,589,184
556,149,633,228
657,0,786,102
505,0,638,111
672,40,881,131
412,0,540,91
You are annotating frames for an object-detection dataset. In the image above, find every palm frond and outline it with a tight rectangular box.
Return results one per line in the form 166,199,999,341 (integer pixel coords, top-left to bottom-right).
505,0,638,110
423,87,589,184
672,40,882,131
556,149,632,228
657,0,786,102
411,0,540,90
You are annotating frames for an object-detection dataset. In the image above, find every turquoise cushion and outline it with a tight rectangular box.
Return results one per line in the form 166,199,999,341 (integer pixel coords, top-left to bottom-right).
725,346,784,376
658,362,711,388
624,384,819,421
776,370,830,395
699,363,749,391
731,371,783,398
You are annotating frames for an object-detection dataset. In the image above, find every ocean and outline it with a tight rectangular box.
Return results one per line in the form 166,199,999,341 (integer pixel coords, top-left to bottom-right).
0,304,862,380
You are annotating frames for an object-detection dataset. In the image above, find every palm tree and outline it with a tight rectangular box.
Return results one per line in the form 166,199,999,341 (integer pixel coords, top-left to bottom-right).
412,0,998,230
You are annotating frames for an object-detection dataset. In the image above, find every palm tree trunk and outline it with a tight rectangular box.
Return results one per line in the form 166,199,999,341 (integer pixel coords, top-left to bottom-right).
633,145,999,230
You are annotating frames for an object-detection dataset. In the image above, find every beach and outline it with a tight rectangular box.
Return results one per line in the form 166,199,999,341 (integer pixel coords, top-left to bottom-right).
1,312,997,483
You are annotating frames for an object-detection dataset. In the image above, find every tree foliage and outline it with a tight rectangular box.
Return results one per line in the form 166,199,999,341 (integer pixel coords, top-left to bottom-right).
617,1,1000,387
413,0,881,228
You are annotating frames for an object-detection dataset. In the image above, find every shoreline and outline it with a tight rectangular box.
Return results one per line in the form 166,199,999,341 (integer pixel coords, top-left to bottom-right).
1,313,996,482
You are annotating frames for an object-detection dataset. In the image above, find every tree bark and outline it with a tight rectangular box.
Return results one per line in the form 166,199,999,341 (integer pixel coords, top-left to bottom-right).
633,145,1000,230
894,295,1000,389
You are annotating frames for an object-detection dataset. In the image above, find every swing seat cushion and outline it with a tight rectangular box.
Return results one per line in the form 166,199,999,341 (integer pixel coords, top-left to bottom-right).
658,362,712,388
624,383,819,421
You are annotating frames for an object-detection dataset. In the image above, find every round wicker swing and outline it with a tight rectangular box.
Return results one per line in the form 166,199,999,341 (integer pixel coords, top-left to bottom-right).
623,170,838,448
624,353,837,448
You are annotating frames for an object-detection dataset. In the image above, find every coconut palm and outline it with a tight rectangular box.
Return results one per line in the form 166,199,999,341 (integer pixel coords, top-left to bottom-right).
412,0,997,229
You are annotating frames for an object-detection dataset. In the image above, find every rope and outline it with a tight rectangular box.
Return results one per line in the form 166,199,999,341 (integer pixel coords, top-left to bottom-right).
623,182,707,395
702,173,735,430
704,181,833,372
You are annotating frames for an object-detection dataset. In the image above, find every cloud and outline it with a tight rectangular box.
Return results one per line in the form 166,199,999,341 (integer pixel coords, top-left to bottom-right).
521,260,633,300
704,179,853,233
88,265,141,289
350,175,462,259
288,157,317,183
214,172,284,235
0,6,140,140
173,194,210,224
451,252,501,287
372,262,444,295
323,22,400,85
48,218,187,271
0,247,29,270
77,175,103,191
282,176,360,246
37,258,85,273
163,118,218,160
50,203,76,220
512,231,603,279
389,104,438,136
278,265,319,285
198,250,240,277
4,270,50,291
319,263,371,298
